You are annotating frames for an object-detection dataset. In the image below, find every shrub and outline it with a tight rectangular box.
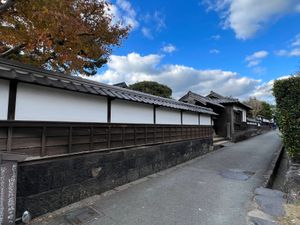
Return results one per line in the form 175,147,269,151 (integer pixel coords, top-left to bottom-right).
273,76,300,160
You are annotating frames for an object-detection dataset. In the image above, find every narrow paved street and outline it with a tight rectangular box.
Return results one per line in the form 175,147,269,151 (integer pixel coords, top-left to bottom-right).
33,131,282,225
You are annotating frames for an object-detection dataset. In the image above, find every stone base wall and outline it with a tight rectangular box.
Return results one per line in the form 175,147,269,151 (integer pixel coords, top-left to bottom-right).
232,127,272,142
16,138,213,218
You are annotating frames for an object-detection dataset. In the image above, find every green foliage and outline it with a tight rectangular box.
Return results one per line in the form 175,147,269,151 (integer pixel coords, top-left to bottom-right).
259,101,273,119
244,97,273,119
129,81,172,98
273,76,300,158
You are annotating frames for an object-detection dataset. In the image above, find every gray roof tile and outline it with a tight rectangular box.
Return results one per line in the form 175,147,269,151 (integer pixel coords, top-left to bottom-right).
0,59,217,115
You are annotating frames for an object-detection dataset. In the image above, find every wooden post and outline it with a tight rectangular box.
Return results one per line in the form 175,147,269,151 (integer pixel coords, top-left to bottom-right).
6,127,12,152
154,125,156,143
41,127,46,156
180,110,183,125
122,127,125,146
68,127,73,153
153,105,156,124
107,125,111,148
107,97,112,123
145,126,148,144
89,126,94,151
134,126,137,145
7,80,17,121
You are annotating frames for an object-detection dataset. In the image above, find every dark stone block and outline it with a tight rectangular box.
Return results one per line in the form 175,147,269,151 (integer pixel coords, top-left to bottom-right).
22,188,62,218
127,169,139,182
124,158,137,169
139,164,153,177
103,151,124,162
17,137,213,219
61,184,82,207
152,161,163,173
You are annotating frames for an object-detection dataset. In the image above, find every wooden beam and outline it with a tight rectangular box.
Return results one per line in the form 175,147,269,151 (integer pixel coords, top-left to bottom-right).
7,80,17,120
68,126,73,153
89,126,94,151
41,127,46,156
180,110,183,125
153,105,156,124
6,127,12,152
107,97,112,123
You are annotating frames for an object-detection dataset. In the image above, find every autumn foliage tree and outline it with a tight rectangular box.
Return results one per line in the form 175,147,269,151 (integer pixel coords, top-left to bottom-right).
0,0,129,75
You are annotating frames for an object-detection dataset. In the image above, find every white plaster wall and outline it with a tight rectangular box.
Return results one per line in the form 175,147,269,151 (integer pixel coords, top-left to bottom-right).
156,107,181,125
111,99,153,124
182,112,198,125
200,114,211,125
242,110,246,122
15,83,107,122
0,79,9,120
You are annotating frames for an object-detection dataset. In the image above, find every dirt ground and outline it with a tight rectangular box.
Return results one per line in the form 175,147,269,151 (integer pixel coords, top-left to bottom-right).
280,202,300,225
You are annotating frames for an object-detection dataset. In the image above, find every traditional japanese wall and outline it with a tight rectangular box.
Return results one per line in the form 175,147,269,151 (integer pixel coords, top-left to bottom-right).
156,107,181,124
111,99,153,124
15,83,107,122
182,111,199,125
0,79,9,120
200,114,211,125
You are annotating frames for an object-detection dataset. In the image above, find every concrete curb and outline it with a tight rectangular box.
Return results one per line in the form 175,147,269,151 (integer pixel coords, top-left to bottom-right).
263,142,284,188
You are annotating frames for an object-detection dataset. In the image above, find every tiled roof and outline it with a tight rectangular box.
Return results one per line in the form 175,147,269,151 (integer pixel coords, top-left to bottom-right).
0,59,217,115
206,91,252,110
179,91,224,108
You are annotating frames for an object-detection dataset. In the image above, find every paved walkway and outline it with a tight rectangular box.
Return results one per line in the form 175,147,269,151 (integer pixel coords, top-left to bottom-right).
32,131,282,225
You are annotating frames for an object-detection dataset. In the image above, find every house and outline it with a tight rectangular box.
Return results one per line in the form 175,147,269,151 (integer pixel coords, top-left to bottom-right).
180,91,252,140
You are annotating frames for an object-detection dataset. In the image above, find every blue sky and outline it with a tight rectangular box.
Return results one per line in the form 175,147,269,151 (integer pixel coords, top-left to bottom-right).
91,0,300,103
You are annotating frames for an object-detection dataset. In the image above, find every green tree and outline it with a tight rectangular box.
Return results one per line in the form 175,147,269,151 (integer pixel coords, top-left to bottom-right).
259,101,273,119
273,75,300,158
244,98,273,119
0,0,129,75
244,97,262,118
129,81,172,98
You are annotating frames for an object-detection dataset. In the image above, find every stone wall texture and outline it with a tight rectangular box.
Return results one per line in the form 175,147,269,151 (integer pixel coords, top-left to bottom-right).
16,138,213,218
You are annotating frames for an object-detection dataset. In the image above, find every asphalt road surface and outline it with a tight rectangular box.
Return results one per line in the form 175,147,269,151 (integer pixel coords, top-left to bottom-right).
33,130,282,225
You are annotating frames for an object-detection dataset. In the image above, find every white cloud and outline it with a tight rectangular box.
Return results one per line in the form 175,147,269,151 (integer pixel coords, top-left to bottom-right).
209,49,220,54
106,0,138,29
87,52,263,100
276,48,300,57
140,11,166,39
203,0,300,39
291,33,300,46
141,27,153,39
142,11,166,31
276,34,300,57
252,75,292,103
211,35,221,40
245,50,268,67
162,44,176,53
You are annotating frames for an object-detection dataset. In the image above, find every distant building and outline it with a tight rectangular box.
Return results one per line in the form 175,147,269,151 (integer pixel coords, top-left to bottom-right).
180,91,252,139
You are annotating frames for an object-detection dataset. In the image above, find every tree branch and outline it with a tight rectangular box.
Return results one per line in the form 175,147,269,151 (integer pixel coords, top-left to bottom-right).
0,0,15,14
0,43,26,57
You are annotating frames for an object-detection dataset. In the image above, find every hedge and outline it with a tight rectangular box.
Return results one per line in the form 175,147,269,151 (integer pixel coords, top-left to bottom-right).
273,76,300,160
